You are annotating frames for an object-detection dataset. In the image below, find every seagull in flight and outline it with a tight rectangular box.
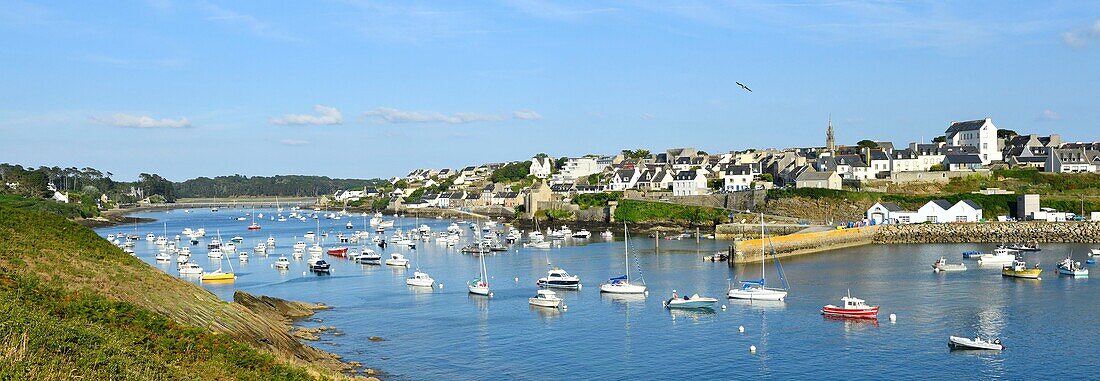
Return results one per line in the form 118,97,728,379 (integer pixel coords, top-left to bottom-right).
736,82,752,92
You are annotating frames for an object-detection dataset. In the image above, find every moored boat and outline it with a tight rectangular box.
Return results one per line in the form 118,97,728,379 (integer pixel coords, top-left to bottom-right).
932,256,967,272
1057,256,1088,277
1002,259,1042,279
385,253,409,267
664,291,718,309
948,336,1004,350
528,289,564,308
537,267,581,290
406,271,435,287
977,247,1017,265
327,247,349,258
821,290,879,319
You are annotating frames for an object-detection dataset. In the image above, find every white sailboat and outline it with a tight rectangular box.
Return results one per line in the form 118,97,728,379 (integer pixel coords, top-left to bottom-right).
405,249,434,287
468,229,491,296
728,214,789,301
600,224,646,294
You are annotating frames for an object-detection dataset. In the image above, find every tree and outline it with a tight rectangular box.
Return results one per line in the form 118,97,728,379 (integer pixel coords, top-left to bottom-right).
997,129,1018,139
759,173,774,183
489,161,531,183
932,136,946,143
929,163,946,171
625,149,650,159
856,140,879,149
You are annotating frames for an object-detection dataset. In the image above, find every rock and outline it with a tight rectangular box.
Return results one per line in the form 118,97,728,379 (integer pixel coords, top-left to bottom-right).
368,336,386,342
364,368,376,375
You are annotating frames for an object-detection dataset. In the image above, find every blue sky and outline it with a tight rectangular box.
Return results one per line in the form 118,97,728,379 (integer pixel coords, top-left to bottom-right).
1,1,1098,181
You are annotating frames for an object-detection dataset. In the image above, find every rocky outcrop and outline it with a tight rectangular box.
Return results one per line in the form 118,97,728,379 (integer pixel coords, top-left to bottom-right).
873,222,1100,243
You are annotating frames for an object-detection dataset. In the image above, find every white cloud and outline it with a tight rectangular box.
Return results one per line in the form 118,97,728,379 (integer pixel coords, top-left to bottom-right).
1063,20,1100,47
199,3,299,42
512,110,542,120
270,105,343,126
1037,109,1060,121
640,113,656,120
91,113,190,128
363,107,538,124
279,139,310,146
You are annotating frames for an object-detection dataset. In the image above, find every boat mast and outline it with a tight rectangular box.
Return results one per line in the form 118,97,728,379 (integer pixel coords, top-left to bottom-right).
623,222,629,282
760,212,765,282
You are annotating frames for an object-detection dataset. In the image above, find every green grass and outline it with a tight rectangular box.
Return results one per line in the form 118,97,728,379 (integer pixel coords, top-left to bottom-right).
613,199,727,224
0,206,327,380
0,194,99,219
768,186,1100,219
572,191,622,209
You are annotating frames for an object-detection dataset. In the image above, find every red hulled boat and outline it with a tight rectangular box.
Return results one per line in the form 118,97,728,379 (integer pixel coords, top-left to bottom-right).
821,290,879,319
327,247,349,257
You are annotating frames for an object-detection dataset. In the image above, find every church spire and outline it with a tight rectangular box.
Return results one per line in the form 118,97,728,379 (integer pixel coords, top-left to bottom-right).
826,115,835,152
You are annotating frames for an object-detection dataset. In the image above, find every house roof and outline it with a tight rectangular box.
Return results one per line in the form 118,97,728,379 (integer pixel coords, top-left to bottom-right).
834,155,867,167
880,202,904,211
868,150,890,161
673,170,700,180
890,149,918,160
959,200,982,210
930,200,953,210
796,170,836,181
945,119,987,133
723,164,752,176
945,154,983,164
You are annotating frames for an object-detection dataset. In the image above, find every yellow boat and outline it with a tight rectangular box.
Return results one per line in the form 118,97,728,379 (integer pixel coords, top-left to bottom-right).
1002,260,1042,279
201,270,236,281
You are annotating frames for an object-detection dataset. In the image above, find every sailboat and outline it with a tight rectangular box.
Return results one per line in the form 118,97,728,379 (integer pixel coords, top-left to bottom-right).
202,248,236,281
405,248,434,287
728,213,789,301
600,224,646,294
468,223,492,296
247,206,261,230
210,194,218,212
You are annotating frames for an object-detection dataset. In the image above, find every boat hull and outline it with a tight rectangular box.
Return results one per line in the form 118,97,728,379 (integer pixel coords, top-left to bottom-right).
666,298,718,309
948,336,1003,350
1002,269,1042,279
728,288,787,301
537,279,580,290
599,283,647,294
468,285,490,296
821,306,878,319
1058,268,1088,277
528,298,562,308
385,259,409,267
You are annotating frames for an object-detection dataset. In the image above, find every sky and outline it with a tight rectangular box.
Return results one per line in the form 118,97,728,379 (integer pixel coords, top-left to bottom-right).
1,1,1099,181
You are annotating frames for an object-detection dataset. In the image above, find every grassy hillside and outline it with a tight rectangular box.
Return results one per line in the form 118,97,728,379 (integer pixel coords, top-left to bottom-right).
614,199,727,225
0,206,353,380
0,194,99,219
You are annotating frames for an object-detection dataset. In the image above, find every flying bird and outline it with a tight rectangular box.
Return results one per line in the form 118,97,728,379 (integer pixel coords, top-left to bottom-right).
736,82,752,92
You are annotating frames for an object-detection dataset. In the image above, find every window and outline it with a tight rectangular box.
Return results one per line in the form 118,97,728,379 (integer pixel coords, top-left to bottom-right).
928,216,938,223
956,216,968,222
899,216,910,223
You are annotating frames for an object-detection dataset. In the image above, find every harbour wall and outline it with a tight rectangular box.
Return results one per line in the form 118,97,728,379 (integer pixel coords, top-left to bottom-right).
732,226,879,264
872,221,1100,244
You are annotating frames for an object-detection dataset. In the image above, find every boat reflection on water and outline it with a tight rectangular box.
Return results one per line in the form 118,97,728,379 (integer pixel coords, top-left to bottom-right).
727,299,787,311
468,292,491,310
601,292,646,306
668,307,717,323
823,314,879,331
530,304,563,320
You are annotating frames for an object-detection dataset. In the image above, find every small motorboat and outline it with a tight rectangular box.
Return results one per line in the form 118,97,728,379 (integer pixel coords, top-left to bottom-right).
821,290,879,319
1057,256,1088,277
525,241,552,249
154,251,171,261
346,222,354,229
961,251,983,259
600,230,614,239
528,289,564,308
1008,242,1040,252
977,247,1017,266
178,263,203,275
537,268,581,290
247,222,261,231
1089,248,1100,257
274,256,290,270
1002,259,1042,279
932,256,967,272
704,252,729,262
571,229,591,239
405,271,435,287
385,253,410,267
948,336,1004,350
664,291,718,309
307,257,331,273
357,249,382,264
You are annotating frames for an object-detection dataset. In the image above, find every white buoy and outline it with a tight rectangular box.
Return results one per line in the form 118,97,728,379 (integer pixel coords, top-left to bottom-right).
738,325,745,333
562,305,568,311
889,313,897,322
721,305,727,310
488,292,494,298
439,283,444,289
749,345,757,353
514,277,519,283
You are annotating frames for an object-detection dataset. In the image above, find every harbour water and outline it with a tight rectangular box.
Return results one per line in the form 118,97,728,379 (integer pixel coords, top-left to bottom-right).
100,208,1098,380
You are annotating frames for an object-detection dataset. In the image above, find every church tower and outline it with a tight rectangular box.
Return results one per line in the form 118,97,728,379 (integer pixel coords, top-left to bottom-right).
826,116,835,152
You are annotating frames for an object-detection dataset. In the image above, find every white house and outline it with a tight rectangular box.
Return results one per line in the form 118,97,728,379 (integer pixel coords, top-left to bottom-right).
671,170,708,196
608,169,640,191
721,164,754,192
867,200,982,224
945,118,1002,164
555,157,602,183
530,156,554,179
1046,148,1100,173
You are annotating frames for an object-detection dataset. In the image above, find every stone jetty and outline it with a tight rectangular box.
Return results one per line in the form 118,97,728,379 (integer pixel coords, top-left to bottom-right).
873,221,1100,244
